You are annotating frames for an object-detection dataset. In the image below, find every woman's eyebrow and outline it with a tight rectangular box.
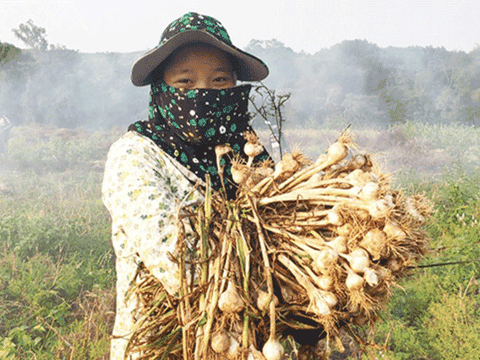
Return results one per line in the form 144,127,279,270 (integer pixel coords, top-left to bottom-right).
213,67,233,72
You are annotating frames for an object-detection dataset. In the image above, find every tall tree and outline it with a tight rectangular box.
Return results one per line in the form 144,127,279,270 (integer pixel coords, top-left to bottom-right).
12,19,48,51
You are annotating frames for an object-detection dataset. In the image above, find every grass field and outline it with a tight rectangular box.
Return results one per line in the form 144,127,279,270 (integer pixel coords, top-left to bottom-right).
1,122,479,359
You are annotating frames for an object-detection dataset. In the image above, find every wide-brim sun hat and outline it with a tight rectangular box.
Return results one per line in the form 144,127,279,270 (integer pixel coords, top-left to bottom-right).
131,12,269,86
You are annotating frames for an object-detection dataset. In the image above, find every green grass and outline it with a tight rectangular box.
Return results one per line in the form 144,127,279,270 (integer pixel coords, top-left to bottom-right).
1,123,479,359
0,126,119,359
364,166,480,360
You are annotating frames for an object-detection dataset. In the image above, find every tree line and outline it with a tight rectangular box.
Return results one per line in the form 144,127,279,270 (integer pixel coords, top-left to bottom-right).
1,20,479,130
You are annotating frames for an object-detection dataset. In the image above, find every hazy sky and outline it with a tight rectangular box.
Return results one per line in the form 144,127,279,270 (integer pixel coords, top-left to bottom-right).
1,0,479,54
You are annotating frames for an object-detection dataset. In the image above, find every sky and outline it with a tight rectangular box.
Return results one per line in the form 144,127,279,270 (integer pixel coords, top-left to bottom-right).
0,0,479,54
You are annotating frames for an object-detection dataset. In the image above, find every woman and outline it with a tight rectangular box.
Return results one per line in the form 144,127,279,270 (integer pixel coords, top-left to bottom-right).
102,12,270,359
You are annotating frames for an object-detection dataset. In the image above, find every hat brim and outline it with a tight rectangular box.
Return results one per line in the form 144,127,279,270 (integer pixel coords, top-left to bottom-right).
131,30,269,86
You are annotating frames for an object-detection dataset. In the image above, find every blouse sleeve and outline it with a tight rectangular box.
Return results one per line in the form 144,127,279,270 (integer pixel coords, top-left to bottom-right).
102,131,202,295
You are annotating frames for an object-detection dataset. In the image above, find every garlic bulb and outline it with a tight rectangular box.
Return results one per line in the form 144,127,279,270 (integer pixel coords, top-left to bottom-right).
211,329,230,353
262,338,285,360
383,222,407,241
345,267,364,291
326,142,348,166
255,166,274,178
215,144,232,176
244,142,264,158
359,182,380,202
243,131,264,166
406,198,426,223
215,144,232,158
218,281,244,313
226,335,240,360
359,229,387,261
363,267,379,286
315,273,333,291
367,199,390,219
312,247,338,274
273,153,300,180
256,290,279,312
309,288,336,316
312,297,331,316
347,169,372,187
341,248,370,273
384,192,395,208
319,290,338,308
337,223,353,237
325,207,343,226
350,154,367,169
326,236,347,254
231,161,249,184
373,264,389,281
248,345,267,360
347,301,360,313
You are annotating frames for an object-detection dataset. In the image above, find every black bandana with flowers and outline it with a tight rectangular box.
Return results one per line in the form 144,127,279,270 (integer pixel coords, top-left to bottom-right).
128,81,270,199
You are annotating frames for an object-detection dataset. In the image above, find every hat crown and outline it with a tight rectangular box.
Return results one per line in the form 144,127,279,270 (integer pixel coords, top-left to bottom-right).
160,12,232,46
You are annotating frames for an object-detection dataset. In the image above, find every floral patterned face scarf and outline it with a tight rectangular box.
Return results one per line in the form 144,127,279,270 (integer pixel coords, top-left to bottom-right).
128,81,271,199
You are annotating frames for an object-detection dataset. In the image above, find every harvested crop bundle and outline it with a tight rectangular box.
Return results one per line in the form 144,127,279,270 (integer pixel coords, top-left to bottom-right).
126,130,431,360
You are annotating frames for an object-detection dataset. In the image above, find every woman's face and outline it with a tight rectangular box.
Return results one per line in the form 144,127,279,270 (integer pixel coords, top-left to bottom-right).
163,44,236,90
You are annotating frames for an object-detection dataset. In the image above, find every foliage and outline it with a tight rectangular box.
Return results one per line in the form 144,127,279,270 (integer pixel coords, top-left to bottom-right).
12,19,49,51
5,125,121,171
0,126,116,359
0,42,21,66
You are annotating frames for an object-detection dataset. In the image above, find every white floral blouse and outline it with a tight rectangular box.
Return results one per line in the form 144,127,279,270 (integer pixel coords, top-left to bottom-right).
102,131,203,360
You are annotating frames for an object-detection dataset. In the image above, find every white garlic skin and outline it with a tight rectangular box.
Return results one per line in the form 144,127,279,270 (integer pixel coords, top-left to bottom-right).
345,268,364,291
244,142,264,158
344,248,370,273
326,142,348,165
363,267,379,286
262,338,285,360
256,290,279,312
226,335,240,359
218,281,245,313
359,228,387,260
211,329,230,353
248,345,267,360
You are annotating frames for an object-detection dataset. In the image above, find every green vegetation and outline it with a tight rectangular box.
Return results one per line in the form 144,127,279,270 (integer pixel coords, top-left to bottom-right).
1,123,479,359
362,168,480,360
0,126,120,359
0,42,21,66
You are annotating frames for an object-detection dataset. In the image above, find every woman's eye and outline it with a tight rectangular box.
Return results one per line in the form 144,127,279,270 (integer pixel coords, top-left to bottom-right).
215,77,235,86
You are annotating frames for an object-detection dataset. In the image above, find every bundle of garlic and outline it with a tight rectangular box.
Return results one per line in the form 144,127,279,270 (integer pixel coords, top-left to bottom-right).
125,129,431,360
